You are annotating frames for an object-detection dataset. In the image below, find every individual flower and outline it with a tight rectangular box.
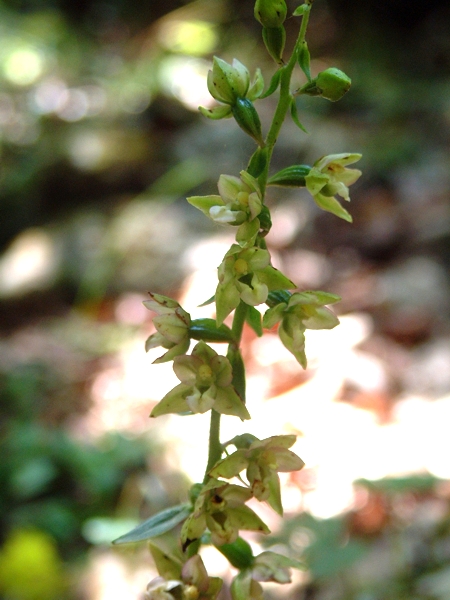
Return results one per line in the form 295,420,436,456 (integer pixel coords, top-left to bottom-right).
200,57,265,144
263,290,341,368
181,478,270,548
209,435,304,515
150,341,250,420
203,57,264,109
230,550,302,600
143,293,191,364
187,171,262,247
304,153,362,222
216,244,295,326
145,552,222,600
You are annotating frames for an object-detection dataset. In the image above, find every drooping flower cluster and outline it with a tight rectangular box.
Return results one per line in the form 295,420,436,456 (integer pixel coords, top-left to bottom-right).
130,7,364,600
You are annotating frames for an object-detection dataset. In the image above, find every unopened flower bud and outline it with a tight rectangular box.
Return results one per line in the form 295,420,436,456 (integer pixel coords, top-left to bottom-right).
299,67,351,102
254,0,287,28
315,68,351,101
231,97,264,145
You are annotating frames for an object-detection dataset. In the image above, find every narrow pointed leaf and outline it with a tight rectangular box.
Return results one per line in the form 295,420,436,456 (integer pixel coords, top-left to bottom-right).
113,504,192,544
298,41,311,81
189,319,235,343
260,67,283,99
290,96,308,133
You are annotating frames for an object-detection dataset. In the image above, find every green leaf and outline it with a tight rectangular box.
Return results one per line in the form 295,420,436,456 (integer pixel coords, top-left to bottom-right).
217,537,255,570
260,67,283,99
267,289,292,307
267,164,311,187
189,319,235,343
297,41,311,81
246,306,263,336
247,147,268,178
112,504,192,544
290,96,308,133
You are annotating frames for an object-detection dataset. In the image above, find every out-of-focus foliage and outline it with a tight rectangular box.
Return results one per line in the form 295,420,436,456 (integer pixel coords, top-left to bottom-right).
269,474,450,600
0,528,66,600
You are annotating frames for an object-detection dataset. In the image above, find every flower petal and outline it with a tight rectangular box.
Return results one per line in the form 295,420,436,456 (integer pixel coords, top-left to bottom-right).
213,387,251,420
151,384,190,417
209,451,250,479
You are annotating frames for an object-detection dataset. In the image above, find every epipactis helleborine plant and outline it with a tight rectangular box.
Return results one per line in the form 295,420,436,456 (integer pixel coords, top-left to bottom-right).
113,1,362,599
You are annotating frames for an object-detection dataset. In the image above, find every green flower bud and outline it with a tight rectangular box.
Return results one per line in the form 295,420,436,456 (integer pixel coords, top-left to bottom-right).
299,67,351,102
267,164,312,187
262,25,286,65
315,67,351,101
254,0,287,28
231,97,264,145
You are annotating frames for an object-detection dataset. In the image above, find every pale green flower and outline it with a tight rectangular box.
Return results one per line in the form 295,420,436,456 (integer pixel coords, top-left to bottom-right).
145,553,222,600
251,551,302,583
143,293,191,364
181,478,270,548
263,290,341,368
210,435,304,515
230,551,302,599
187,171,262,247
305,153,362,222
216,244,295,326
150,341,250,420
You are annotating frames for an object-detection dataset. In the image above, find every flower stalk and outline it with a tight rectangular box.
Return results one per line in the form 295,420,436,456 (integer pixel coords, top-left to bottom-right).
115,2,363,599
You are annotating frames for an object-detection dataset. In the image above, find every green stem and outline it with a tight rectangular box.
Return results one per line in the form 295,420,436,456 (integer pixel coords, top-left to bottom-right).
260,5,312,195
203,302,248,482
204,409,222,482
231,300,248,342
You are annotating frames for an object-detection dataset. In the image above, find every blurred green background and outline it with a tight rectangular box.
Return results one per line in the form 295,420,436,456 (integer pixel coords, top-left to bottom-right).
0,0,450,599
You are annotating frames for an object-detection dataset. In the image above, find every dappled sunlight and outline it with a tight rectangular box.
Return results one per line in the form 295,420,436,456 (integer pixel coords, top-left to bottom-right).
0,228,58,297
78,232,450,531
